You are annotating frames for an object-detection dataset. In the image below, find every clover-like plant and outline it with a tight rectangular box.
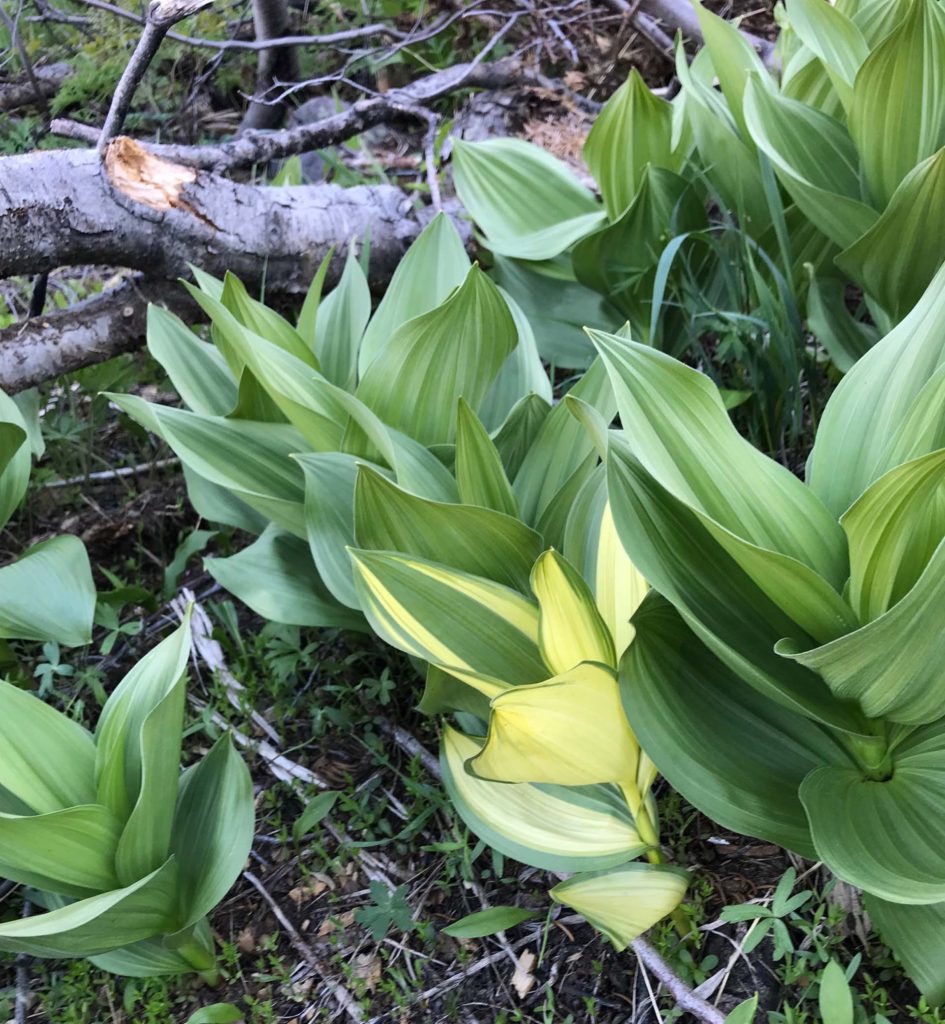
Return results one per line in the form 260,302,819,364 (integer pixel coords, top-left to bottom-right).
0,614,253,978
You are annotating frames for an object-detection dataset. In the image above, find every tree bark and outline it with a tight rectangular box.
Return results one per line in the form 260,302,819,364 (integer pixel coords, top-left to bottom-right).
0,63,71,113
241,0,299,132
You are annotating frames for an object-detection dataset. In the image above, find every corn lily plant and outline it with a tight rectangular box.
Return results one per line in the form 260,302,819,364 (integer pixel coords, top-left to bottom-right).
111,214,621,634
0,614,253,978
453,0,945,372
0,389,95,646
595,261,945,1003
345,456,688,946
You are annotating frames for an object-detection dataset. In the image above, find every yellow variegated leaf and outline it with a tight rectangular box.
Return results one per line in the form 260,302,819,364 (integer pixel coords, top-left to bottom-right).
531,550,616,674
550,863,689,949
470,662,638,787
349,549,546,686
442,727,646,872
597,501,647,659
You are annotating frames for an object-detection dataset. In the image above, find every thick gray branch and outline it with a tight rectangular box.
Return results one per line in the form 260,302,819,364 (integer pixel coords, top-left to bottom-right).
0,62,71,113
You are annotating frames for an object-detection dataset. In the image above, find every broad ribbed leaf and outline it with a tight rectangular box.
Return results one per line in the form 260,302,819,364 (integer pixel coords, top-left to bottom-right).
471,662,638,787
217,273,316,369
866,898,945,1005
441,726,646,871
786,0,869,111
563,468,647,659
842,449,945,621
692,0,771,142
531,550,615,673
110,395,307,537
492,393,552,481
837,146,945,320
0,805,121,897
743,78,877,250
607,442,865,732
0,536,95,646
206,525,364,629
356,266,517,446
0,681,96,813
808,260,945,515
349,549,546,687
0,390,30,531
453,138,606,259
781,537,945,724
800,720,945,903
514,359,615,528
95,617,192,826
354,467,542,594
0,859,178,958
550,863,688,948
592,331,847,584
297,451,364,609
358,212,470,375
850,0,945,207
316,246,370,389
622,596,848,856
584,69,676,219
90,927,211,978
172,735,254,928
146,305,236,417
182,465,269,535
296,250,332,352
454,398,518,516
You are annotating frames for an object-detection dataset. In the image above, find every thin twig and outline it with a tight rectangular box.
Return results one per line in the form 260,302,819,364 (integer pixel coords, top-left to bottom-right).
43,456,180,489
631,936,726,1024
14,901,31,1024
377,718,441,780
97,0,213,155
243,870,365,1023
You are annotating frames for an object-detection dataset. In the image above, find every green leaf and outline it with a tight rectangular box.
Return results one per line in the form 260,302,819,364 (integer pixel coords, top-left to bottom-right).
182,465,269,535
442,906,537,939
0,858,178,958
186,1005,244,1024
292,791,339,841
0,681,96,813
355,265,518,446
743,77,877,250
163,529,216,600
0,389,30,532
837,146,945,321
865,897,945,1006
171,734,254,928
441,725,646,872
452,138,606,259
0,536,95,646
780,537,945,724
90,926,212,978
296,451,364,609
550,863,688,949
850,0,945,206
786,0,869,112
358,212,470,376
349,549,546,690
296,250,333,351
513,359,615,529
316,245,371,388
724,997,760,1024
808,261,945,515
583,69,676,220
95,616,192,827
216,273,316,369
0,804,121,897
454,399,518,516
146,305,237,417
841,449,945,622
353,467,543,594
206,526,364,630
110,395,308,537
621,595,846,857
492,393,552,481
592,331,847,585
491,256,616,369
800,719,945,903
819,960,854,1024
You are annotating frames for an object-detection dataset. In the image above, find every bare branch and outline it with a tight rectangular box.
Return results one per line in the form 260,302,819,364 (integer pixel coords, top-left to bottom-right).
0,61,70,113
240,0,298,132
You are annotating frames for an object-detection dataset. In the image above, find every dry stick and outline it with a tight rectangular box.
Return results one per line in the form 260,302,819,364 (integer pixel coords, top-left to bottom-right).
631,936,726,1024
97,0,214,155
43,456,180,489
0,3,50,120
243,870,365,1023
14,902,31,1024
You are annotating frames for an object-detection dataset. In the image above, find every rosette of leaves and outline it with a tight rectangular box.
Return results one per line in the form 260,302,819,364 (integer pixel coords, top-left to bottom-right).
0,614,253,978
592,260,945,1003
453,0,945,373
0,390,95,648
112,214,620,634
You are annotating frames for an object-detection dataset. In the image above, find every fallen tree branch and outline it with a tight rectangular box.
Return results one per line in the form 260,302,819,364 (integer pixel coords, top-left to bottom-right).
240,0,298,132
0,62,71,113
